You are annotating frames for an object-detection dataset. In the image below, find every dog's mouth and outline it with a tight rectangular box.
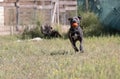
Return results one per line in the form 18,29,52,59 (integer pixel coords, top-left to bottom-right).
72,22,78,28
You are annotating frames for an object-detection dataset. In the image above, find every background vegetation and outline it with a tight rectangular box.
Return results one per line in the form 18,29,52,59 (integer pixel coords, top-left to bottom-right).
22,21,43,39
80,12,103,36
0,36,120,79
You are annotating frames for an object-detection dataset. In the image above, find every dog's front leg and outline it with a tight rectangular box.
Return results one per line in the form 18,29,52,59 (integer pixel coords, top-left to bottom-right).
69,32,79,53
69,38,79,52
73,42,79,52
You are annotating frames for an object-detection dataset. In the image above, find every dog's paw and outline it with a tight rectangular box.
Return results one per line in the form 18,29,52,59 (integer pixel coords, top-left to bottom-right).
75,49,79,52
80,50,84,53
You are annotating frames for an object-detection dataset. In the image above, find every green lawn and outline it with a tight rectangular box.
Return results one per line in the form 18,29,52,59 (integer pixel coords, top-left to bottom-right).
0,36,120,79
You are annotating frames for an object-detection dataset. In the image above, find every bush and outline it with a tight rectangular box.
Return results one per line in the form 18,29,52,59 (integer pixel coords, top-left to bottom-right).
80,12,103,36
22,21,44,39
22,27,43,39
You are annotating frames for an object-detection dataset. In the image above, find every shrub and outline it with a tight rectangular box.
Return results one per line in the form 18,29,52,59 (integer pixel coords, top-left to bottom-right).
22,21,44,39
80,12,103,36
22,27,43,39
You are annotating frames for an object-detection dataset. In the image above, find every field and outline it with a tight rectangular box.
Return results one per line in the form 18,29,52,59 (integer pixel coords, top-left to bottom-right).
0,35,120,79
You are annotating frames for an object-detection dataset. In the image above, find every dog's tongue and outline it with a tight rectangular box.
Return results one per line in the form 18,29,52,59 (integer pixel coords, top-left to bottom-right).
72,23,78,28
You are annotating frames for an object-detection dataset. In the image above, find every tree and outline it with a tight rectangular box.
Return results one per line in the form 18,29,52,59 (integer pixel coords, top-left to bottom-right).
85,0,89,11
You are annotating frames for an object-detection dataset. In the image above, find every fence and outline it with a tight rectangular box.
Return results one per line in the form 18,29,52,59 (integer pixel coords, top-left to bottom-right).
0,0,77,35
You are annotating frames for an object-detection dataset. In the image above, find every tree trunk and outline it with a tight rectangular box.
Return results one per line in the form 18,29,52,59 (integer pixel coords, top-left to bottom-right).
85,0,89,11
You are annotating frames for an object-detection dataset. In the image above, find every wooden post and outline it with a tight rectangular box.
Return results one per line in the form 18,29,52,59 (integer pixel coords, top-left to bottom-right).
42,0,45,24
51,1,53,25
0,0,4,26
52,0,60,25
85,0,89,11
15,0,19,31
63,4,66,25
57,0,59,25
51,1,57,24
34,0,37,26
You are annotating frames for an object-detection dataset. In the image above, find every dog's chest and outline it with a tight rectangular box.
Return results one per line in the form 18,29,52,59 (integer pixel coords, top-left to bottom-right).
69,27,81,40
72,33,79,40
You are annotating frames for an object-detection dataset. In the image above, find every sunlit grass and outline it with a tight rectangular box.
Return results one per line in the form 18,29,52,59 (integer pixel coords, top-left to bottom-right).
0,36,120,79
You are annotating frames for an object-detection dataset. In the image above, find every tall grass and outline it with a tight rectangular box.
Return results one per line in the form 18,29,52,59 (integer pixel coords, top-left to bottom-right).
0,36,120,79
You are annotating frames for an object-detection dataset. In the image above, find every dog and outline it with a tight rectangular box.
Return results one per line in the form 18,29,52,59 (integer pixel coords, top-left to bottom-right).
68,16,84,53
41,24,61,38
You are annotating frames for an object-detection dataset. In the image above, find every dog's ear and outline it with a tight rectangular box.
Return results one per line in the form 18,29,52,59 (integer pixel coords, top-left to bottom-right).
78,16,82,20
68,18,72,21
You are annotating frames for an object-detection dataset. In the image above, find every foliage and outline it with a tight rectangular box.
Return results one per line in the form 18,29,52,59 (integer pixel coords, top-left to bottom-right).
80,12,103,36
22,26,43,39
22,21,44,39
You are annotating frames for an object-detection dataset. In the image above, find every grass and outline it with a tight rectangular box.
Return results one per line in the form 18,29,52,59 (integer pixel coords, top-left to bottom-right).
0,35,120,79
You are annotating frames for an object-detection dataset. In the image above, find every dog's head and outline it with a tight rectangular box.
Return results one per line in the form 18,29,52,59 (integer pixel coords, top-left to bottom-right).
68,16,82,28
41,24,53,35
